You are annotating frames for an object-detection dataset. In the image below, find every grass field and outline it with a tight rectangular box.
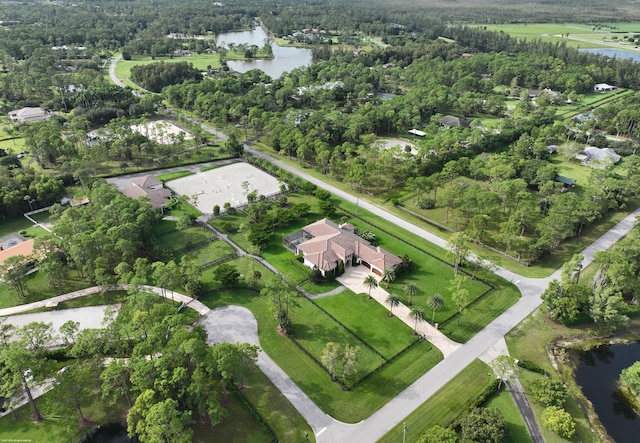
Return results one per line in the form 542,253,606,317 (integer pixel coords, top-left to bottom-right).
479,23,640,49
114,53,222,81
378,359,494,443
156,224,216,253
200,286,442,422
156,170,194,182
314,290,418,359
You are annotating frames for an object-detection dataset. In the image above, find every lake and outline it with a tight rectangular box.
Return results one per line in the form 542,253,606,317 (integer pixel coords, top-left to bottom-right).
217,26,312,79
580,47,640,63
574,342,640,442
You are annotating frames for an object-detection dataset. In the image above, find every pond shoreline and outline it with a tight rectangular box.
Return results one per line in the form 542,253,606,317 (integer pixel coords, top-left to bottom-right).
548,327,640,443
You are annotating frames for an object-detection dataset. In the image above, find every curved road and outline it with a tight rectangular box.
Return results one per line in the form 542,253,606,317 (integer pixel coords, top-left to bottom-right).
104,66,640,442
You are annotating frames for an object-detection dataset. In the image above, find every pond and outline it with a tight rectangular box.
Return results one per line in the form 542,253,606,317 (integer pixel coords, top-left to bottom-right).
580,47,640,63
574,342,640,442
216,26,312,79
83,423,137,443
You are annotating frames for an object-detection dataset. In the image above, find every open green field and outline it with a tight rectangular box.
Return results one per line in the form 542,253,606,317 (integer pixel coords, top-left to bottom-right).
114,53,222,81
378,359,494,443
314,290,419,359
175,239,235,266
0,136,27,154
155,224,216,253
479,23,640,49
200,286,442,422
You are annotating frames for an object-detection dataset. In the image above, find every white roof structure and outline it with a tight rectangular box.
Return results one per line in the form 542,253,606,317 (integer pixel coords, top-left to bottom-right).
8,107,51,123
594,83,615,92
580,146,621,166
408,129,426,137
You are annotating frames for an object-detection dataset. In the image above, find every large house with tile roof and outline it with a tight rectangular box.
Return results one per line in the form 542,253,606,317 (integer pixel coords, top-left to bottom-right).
284,219,402,276
115,175,172,209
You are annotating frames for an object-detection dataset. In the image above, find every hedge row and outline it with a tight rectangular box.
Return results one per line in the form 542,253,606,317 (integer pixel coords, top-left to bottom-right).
228,382,278,442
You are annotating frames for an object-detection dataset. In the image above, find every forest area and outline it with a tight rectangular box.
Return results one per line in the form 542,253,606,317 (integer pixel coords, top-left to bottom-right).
2,1,640,443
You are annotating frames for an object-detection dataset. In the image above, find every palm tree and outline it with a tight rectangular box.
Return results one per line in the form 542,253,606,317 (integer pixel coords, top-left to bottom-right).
362,275,378,300
409,306,426,335
381,267,396,289
405,283,418,306
427,294,445,324
385,293,400,317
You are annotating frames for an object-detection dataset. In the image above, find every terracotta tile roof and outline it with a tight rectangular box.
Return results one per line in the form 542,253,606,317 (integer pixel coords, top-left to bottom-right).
116,175,171,208
0,239,35,266
131,175,162,189
297,219,401,272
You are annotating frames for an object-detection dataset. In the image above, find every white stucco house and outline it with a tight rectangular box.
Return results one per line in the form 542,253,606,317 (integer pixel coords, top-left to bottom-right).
8,107,52,123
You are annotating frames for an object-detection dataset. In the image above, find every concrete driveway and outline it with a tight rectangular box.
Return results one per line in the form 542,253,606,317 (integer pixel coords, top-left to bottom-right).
337,266,461,357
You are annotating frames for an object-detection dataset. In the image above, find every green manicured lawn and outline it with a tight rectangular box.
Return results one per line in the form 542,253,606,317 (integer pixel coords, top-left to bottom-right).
314,290,418,359
157,225,216,253
200,286,442,422
175,240,235,266
299,278,342,294
485,388,533,443
193,393,268,443
287,295,386,378
156,170,194,182
0,136,26,154
201,256,274,292
165,199,201,218
440,276,520,343
0,269,90,310
0,216,49,239
241,364,316,443
378,359,494,443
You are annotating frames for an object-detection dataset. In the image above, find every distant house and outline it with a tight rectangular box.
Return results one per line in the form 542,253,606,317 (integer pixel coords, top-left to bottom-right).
528,88,561,99
461,53,474,58
439,115,470,129
284,219,402,277
578,146,621,167
115,175,172,209
408,129,426,137
353,49,365,57
547,145,558,154
0,233,35,267
8,107,52,123
594,83,615,92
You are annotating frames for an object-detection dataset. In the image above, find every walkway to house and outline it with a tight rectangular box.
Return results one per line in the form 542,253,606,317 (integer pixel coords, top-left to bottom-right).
336,267,462,358
299,285,347,299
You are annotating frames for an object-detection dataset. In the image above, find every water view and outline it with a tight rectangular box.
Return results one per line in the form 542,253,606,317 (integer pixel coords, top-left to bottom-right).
84,423,136,443
580,47,640,63
574,342,640,442
217,26,312,79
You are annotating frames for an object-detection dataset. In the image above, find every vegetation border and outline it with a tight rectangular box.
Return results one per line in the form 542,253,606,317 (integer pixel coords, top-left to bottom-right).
228,382,278,442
